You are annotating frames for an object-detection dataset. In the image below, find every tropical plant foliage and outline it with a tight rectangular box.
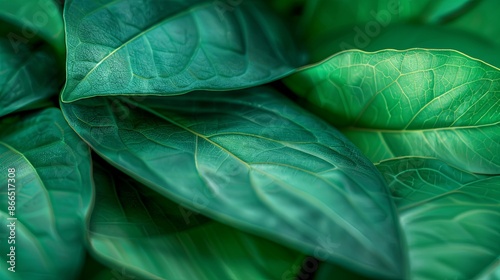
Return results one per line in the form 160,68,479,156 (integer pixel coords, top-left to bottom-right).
0,0,498,279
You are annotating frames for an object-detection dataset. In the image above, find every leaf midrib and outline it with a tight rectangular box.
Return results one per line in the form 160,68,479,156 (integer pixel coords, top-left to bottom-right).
121,99,397,270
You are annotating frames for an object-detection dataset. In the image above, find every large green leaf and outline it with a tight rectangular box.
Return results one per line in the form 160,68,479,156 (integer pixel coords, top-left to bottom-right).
284,49,500,174
0,109,92,280
0,38,62,118
88,160,304,280
377,157,500,280
61,87,406,279
0,0,65,58
61,0,304,102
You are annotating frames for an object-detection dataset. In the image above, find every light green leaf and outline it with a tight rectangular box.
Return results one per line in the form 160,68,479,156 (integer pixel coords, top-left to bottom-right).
61,87,406,279
0,0,65,58
377,157,500,280
61,0,304,102
284,49,500,174
0,108,92,280
88,160,304,280
0,38,62,118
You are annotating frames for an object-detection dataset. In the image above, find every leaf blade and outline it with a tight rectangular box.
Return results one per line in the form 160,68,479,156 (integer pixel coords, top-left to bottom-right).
62,0,304,102
0,0,65,58
0,108,92,280
89,160,305,280
377,157,500,279
284,49,500,174
61,87,406,278
0,39,62,118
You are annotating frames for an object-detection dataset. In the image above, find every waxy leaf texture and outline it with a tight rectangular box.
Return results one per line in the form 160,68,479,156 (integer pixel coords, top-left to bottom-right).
285,49,500,174
378,157,500,280
89,161,305,280
61,0,304,102
61,87,406,278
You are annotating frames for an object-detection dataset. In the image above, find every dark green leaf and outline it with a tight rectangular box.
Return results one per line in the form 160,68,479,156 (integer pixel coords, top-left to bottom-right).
315,261,375,280
297,0,474,60
377,157,500,279
0,0,65,58
61,0,304,102
61,87,406,278
0,38,62,118
89,160,304,280
309,24,500,67
0,108,92,280
446,0,500,46
285,49,500,174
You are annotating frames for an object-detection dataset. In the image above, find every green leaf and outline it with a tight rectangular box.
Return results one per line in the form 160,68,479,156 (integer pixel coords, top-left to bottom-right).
377,157,500,280
298,0,473,56
61,0,304,102
0,0,65,58
446,0,500,46
477,261,500,280
61,87,406,279
89,160,305,280
0,108,92,280
0,38,62,118
309,24,500,68
284,49,500,174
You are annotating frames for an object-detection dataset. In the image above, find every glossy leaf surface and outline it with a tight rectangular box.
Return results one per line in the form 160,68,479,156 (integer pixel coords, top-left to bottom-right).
0,109,92,280
61,87,406,278
285,49,500,174
89,161,304,280
62,0,304,102
377,157,500,280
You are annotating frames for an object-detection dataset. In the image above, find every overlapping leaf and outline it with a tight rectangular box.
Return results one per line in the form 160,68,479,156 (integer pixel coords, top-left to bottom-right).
446,0,500,46
285,49,500,174
0,38,62,118
297,0,476,61
377,157,500,279
0,0,65,58
88,161,304,280
61,87,406,278
0,109,92,280
61,0,304,102
309,24,500,67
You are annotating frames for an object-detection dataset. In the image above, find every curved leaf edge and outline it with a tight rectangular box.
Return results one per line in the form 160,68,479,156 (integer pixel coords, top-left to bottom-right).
291,47,500,74
60,95,408,280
